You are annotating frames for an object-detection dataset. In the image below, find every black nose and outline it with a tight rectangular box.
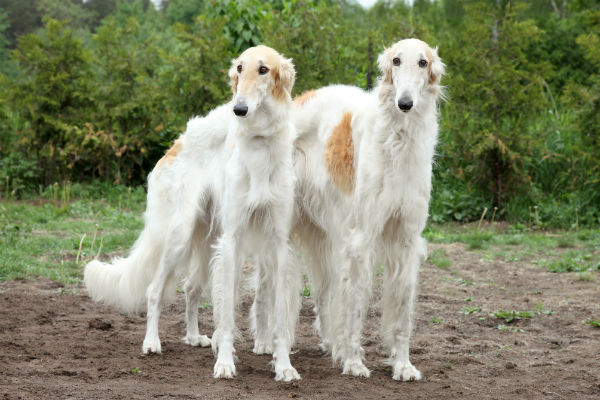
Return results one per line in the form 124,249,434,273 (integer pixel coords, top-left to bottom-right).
398,98,413,112
233,104,248,117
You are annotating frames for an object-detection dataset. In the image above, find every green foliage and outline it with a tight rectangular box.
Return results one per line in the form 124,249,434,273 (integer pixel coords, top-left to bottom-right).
546,251,600,273
440,1,551,208
0,0,597,227
11,18,93,184
205,0,264,52
492,309,534,323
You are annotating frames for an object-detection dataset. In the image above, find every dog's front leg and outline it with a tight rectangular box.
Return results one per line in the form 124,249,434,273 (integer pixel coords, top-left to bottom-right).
381,236,424,382
251,256,275,355
270,240,301,381
332,229,373,378
212,233,241,379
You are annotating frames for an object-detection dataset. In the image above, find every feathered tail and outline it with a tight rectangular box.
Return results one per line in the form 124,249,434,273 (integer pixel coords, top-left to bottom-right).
84,228,163,314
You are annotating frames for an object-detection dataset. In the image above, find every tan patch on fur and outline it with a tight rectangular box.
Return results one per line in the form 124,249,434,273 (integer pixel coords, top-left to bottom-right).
425,46,436,84
293,90,317,106
272,66,287,102
325,112,355,194
157,139,182,169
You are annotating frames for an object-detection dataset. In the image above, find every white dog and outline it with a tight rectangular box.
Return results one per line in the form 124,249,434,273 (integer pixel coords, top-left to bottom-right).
84,45,301,381
292,38,445,381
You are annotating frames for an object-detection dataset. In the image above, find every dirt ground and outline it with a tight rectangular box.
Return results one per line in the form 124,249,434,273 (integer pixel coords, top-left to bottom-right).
1,242,599,399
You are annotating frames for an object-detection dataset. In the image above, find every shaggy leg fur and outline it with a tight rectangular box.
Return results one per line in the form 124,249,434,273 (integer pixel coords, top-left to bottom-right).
250,257,275,355
181,233,212,348
332,230,372,378
212,234,242,378
381,241,422,381
143,216,198,354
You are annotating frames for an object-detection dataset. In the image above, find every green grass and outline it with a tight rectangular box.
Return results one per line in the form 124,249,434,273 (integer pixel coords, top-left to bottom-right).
1,187,598,286
0,183,145,283
428,248,452,269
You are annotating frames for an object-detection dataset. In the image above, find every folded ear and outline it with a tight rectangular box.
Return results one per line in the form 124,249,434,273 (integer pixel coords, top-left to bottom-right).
377,47,393,85
273,57,295,101
228,58,238,94
428,46,445,85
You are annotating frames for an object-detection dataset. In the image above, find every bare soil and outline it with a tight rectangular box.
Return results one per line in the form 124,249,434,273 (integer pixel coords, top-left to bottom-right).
1,243,599,399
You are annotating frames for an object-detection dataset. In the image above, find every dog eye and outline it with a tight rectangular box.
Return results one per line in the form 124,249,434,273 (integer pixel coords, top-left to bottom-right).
237,65,242,73
392,57,401,66
418,59,428,68
259,66,269,75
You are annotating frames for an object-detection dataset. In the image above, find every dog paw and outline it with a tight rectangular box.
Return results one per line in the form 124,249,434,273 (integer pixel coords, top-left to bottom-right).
182,334,211,347
253,340,273,355
213,360,236,379
392,362,421,382
142,339,161,355
342,359,370,378
275,365,301,382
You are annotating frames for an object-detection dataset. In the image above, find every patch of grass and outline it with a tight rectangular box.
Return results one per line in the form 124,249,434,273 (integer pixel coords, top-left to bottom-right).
462,231,494,250
301,284,311,298
492,310,534,323
0,184,145,284
428,248,452,269
429,317,444,324
460,306,481,315
546,251,600,273
199,302,211,309
531,302,555,316
584,318,600,328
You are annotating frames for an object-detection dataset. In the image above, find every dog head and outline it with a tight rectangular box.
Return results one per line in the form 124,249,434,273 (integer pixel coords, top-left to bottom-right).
377,38,445,113
228,45,295,118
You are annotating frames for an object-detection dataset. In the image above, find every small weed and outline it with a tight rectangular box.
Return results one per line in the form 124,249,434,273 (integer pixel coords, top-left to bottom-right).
429,248,452,269
176,287,184,294
498,324,524,332
301,284,311,298
464,296,473,302
556,236,575,248
430,317,444,324
129,367,140,374
492,310,534,323
531,302,555,316
199,302,211,309
457,278,474,286
376,265,385,276
460,306,481,315
584,318,600,328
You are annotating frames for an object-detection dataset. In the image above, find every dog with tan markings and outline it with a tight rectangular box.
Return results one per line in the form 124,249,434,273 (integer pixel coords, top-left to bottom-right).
292,38,445,381
84,45,301,381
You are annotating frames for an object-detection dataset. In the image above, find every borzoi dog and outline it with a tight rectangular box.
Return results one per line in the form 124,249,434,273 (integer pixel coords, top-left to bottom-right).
84,45,300,381
292,38,445,381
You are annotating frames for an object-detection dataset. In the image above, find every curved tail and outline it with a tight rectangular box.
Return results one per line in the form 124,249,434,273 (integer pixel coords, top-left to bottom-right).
84,229,162,314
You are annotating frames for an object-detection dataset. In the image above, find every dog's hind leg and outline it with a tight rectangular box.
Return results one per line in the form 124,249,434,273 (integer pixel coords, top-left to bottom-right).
380,236,424,382
142,214,196,355
182,225,212,348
